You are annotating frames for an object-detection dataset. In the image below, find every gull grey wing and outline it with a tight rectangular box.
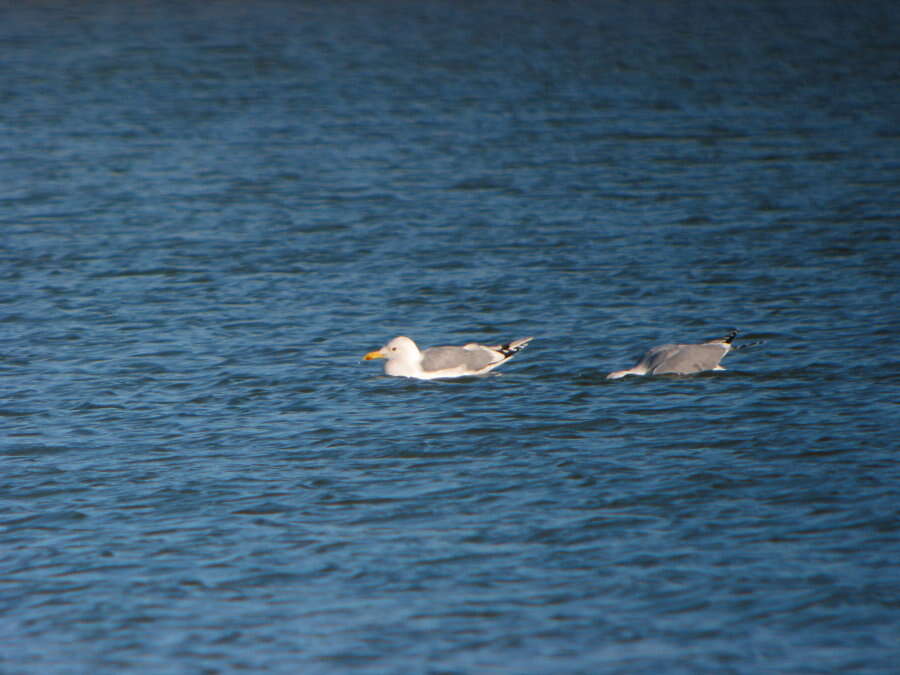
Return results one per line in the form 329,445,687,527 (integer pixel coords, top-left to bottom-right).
648,344,727,375
420,345,497,373
638,344,679,372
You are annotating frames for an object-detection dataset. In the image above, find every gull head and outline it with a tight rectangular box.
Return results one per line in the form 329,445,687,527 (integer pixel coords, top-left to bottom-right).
363,336,420,367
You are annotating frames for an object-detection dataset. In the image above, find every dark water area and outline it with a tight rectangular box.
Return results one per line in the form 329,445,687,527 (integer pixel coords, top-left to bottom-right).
2,1,899,672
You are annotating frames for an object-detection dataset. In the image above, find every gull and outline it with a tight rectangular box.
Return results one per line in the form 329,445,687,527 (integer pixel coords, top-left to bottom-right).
364,335,533,380
606,329,738,379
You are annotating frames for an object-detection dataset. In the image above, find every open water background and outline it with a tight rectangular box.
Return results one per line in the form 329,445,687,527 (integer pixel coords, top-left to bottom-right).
2,1,899,672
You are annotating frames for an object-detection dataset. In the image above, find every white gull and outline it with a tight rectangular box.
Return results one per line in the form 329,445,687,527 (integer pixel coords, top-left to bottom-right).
607,330,738,379
364,335,533,380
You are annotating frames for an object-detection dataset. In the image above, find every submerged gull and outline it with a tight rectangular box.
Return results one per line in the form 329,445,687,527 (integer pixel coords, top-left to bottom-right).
607,330,738,379
364,335,533,380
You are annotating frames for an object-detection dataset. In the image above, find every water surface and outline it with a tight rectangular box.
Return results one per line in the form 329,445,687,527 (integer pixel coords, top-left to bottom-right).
2,1,899,672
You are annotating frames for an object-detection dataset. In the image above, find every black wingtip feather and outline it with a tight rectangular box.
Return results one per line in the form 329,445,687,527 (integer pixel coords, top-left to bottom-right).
497,339,531,358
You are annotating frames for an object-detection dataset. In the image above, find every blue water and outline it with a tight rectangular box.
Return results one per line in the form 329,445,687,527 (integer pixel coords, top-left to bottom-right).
2,1,899,672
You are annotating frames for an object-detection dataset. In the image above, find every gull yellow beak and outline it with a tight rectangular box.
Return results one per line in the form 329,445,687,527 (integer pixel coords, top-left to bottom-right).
363,349,385,361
